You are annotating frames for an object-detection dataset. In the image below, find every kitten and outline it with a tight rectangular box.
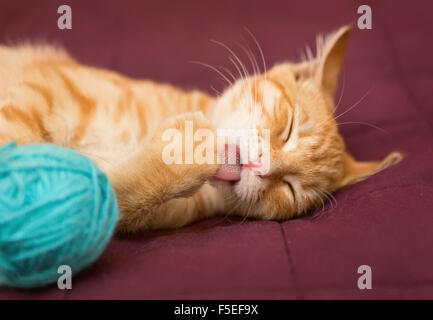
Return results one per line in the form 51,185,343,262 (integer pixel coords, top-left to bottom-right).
0,25,402,233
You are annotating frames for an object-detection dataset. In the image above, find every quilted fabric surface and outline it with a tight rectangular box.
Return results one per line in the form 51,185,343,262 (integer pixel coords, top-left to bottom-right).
0,0,432,299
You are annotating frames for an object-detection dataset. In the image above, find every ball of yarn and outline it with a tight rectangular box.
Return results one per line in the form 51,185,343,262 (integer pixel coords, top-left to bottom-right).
0,141,118,288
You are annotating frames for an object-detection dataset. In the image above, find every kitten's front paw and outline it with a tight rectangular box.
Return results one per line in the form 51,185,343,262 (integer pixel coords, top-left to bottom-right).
152,112,220,198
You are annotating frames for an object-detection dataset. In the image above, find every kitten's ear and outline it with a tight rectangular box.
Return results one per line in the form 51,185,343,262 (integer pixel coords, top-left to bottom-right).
339,151,403,188
316,25,351,101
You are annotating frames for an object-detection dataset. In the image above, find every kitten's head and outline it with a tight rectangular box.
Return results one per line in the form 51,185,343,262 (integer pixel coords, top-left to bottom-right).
210,25,402,219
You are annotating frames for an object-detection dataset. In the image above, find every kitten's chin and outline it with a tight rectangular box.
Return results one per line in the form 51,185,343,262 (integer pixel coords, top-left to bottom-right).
209,177,238,189
210,171,265,219
210,168,263,202
209,177,239,204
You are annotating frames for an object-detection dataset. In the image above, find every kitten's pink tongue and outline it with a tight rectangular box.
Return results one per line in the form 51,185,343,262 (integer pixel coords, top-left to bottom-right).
214,144,242,181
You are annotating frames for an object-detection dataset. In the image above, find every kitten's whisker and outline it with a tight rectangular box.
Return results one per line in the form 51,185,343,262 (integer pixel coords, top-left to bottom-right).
333,87,373,122
226,55,255,126
189,61,233,87
222,192,241,213
224,43,255,123
218,65,238,83
224,196,243,222
235,40,260,125
235,40,259,76
334,69,346,113
210,85,223,96
210,39,256,125
329,194,338,210
243,27,267,127
211,39,250,81
244,27,267,79
309,187,338,220
244,42,261,127
318,87,373,129
226,55,248,107
312,188,326,217
211,40,249,96
228,56,246,85
321,188,338,211
240,198,254,224
337,121,390,135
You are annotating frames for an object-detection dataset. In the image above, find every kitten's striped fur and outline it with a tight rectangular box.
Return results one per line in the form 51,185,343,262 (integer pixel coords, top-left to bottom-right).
0,26,402,233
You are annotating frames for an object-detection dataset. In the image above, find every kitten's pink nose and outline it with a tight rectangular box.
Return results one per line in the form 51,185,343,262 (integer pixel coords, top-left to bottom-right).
242,152,269,178
242,159,262,169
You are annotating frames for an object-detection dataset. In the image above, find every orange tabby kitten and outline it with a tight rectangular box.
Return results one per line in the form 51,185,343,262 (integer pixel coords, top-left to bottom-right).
0,25,402,233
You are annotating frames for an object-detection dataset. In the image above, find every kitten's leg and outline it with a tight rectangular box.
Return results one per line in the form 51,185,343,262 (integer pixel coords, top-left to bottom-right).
142,183,225,230
109,112,220,233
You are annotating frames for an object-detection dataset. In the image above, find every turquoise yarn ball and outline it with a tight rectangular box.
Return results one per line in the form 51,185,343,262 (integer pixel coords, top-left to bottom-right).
0,142,118,288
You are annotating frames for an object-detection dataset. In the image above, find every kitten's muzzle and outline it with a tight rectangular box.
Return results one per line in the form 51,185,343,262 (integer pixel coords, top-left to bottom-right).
214,144,268,181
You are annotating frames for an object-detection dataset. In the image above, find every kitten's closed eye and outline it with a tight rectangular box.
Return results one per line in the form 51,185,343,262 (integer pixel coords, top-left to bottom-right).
284,113,294,143
284,180,296,201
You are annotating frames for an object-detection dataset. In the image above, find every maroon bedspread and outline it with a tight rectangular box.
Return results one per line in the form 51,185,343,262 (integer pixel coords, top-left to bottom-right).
1,0,432,299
